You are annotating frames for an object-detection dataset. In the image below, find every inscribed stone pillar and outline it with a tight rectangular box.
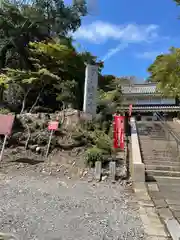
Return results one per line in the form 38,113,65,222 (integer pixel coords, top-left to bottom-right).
83,64,98,118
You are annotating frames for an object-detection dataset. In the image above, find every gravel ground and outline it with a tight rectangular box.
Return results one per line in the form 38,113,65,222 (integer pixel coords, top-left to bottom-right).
0,172,146,240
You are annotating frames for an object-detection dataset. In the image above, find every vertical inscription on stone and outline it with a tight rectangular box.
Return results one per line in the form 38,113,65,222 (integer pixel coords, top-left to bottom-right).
83,64,98,117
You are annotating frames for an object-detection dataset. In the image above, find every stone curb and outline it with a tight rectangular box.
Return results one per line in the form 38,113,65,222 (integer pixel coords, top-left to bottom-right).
165,218,180,240
133,182,171,240
147,182,180,240
130,117,145,182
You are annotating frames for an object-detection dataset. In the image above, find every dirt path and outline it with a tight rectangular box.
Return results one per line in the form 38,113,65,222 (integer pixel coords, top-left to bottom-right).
0,171,146,240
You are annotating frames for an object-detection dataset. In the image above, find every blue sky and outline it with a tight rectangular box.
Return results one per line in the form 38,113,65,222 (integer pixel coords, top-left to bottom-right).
69,0,180,82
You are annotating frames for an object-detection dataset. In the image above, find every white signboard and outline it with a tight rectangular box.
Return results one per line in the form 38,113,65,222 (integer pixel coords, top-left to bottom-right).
83,64,98,117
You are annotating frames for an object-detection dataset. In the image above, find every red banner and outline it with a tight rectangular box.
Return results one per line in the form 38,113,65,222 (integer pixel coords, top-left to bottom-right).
113,115,119,149
113,115,124,150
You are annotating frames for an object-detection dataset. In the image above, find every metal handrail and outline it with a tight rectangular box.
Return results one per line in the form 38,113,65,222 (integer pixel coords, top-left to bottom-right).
155,112,180,145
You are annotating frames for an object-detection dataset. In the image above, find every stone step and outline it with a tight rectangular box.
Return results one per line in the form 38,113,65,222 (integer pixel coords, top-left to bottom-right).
141,149,172,153
142,152,176,157
140,141,167,144
149,190,180,200
146,169,180,177
144,161,180,166
143,153,173,157
151,153,176,157
141,145,171,149
155,176,180,182
156,180,180,189
146,165,180,171
143,158,177,162
158,186,180,193
143,150,173,153
143,154,174,158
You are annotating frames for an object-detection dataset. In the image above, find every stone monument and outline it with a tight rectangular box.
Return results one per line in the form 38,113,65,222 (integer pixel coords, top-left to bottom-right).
83,64,98,118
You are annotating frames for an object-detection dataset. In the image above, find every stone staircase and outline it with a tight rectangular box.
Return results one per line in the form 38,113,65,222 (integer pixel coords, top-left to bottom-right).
136,121,180,179
136,120,180,237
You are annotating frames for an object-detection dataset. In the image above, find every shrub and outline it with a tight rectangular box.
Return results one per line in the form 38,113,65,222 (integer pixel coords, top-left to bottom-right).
71,127,93,145
101,120,111,133
81,120,97,131
108,125,113,139
85,146,104,166
72,127,86,141
95,132,113,155
0,108,11,114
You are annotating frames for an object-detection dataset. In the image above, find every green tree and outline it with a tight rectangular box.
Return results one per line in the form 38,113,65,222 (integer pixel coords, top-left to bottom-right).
174,0,180,5
0,40,103,112
0,0,87,69
98,75,116,91
147,47,180,96
0,67,60,113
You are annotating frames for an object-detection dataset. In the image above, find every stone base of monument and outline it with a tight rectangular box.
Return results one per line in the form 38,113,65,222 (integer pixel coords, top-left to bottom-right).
109,161,116,182
94,161,102,181
94,149,127,182
94,160,117,182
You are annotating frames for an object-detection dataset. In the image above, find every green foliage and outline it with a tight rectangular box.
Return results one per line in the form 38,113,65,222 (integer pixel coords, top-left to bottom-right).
0,0,89,107
81,120,97,131
108,125,113,139
0,107,11,114
28,0,88,35
85,128,113,166
174,0,180,4
98,75,134,92
0,38,104,112
0,0,126,165
95,132,113,155
85,146,104,166
147,47,180,97
0,0,119,115
88,129,112,152
71,127,90,142
0,0,88,65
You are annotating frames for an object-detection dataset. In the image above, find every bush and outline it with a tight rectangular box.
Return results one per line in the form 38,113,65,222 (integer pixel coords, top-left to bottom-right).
95,132,113,155
108,125,113,139
72,128,86,141
0,108,11,114
85,146,104,166
101,120,111,133
81,120,97,131
71,127,93,144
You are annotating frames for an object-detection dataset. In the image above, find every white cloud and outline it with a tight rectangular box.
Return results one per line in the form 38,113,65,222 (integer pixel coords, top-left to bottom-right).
102,43,128,61
73,21,159,44
72,21,160,61
136,51,164,60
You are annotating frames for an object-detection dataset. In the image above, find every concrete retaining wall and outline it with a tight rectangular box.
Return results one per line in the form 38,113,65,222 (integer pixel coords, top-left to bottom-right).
130,117,145,182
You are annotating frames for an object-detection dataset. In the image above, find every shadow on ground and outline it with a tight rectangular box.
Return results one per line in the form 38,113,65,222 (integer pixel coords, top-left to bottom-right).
11,158,44,165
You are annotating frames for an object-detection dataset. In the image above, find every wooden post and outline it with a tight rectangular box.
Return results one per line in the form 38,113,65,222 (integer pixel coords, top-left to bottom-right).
109,161,116,182
45,130,53,157
0,135,8,161
94,161,102,181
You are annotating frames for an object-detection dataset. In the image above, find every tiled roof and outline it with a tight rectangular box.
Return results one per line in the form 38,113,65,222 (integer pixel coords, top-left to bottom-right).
120,105,180,112
121,84,158,94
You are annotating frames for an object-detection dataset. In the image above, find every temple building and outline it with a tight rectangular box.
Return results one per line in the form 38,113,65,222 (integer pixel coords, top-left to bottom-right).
121,83,180,114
